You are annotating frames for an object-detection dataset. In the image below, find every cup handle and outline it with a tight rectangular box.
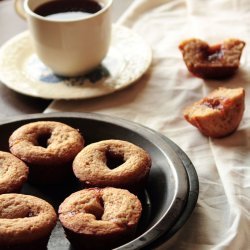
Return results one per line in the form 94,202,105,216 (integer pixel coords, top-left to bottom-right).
15,0,26,20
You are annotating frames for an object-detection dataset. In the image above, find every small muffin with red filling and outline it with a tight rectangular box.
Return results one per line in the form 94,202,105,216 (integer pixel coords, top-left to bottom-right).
179,38,245,79
59,187,142,250
183,87,245,138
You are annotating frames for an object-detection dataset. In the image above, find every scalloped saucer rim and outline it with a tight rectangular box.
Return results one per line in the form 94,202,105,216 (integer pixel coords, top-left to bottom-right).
0,25,152,100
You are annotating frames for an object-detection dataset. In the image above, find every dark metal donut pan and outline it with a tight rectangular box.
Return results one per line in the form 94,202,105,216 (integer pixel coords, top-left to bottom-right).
0,112,199,249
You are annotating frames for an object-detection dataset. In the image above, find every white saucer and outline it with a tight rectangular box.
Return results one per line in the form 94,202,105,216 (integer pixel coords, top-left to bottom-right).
0,25,152,100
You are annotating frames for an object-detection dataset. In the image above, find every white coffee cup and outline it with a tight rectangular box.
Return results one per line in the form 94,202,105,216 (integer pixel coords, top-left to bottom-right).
15,0,112,77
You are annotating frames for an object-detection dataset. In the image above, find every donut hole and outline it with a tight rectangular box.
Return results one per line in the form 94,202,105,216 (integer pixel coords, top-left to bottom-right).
105,151,125,170
84,197,104,220
36,132,52,148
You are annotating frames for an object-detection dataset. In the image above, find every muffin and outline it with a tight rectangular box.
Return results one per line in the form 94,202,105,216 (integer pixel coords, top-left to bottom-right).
9,121,84,184
183,87,245,138
73,139,151,193
59,187,142,250
0,151,29,194
179,38,245,79
0,193,57,250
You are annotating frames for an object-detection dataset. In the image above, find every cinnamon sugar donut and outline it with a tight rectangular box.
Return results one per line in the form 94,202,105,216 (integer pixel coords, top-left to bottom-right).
0,151,29,194
59,187,142,250
0,193,57,250
73,139,151,192
9,121,84,184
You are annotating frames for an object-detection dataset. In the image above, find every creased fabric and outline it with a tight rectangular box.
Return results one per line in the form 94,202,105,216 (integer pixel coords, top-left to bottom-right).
45,0,250,249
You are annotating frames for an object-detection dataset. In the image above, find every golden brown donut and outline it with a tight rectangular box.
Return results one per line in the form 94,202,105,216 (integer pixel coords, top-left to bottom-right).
59,187,142,250
73,139,151,192
0,151,29,194
179,38,245,79
183,87,245,138
0,193,57,250
9,121,84,184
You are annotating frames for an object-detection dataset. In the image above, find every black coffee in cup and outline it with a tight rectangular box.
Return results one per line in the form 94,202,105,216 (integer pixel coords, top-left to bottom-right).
34,0,102,20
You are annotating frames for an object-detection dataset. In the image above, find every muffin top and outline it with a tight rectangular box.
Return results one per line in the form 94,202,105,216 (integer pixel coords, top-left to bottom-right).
73,139,151,187
0,151,29,194
9,121,84,165
0,193,57,245
59,187,142,235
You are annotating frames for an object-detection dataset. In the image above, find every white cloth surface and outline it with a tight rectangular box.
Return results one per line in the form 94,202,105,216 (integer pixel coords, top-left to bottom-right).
45,0,250,249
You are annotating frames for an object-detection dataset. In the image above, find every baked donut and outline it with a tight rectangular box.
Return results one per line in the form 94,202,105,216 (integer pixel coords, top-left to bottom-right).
179,38,245,79
0,193,57,250
184,87,245,138
9,121,84,184
73,139,151,192
0,151,29,194
59,187,142,250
